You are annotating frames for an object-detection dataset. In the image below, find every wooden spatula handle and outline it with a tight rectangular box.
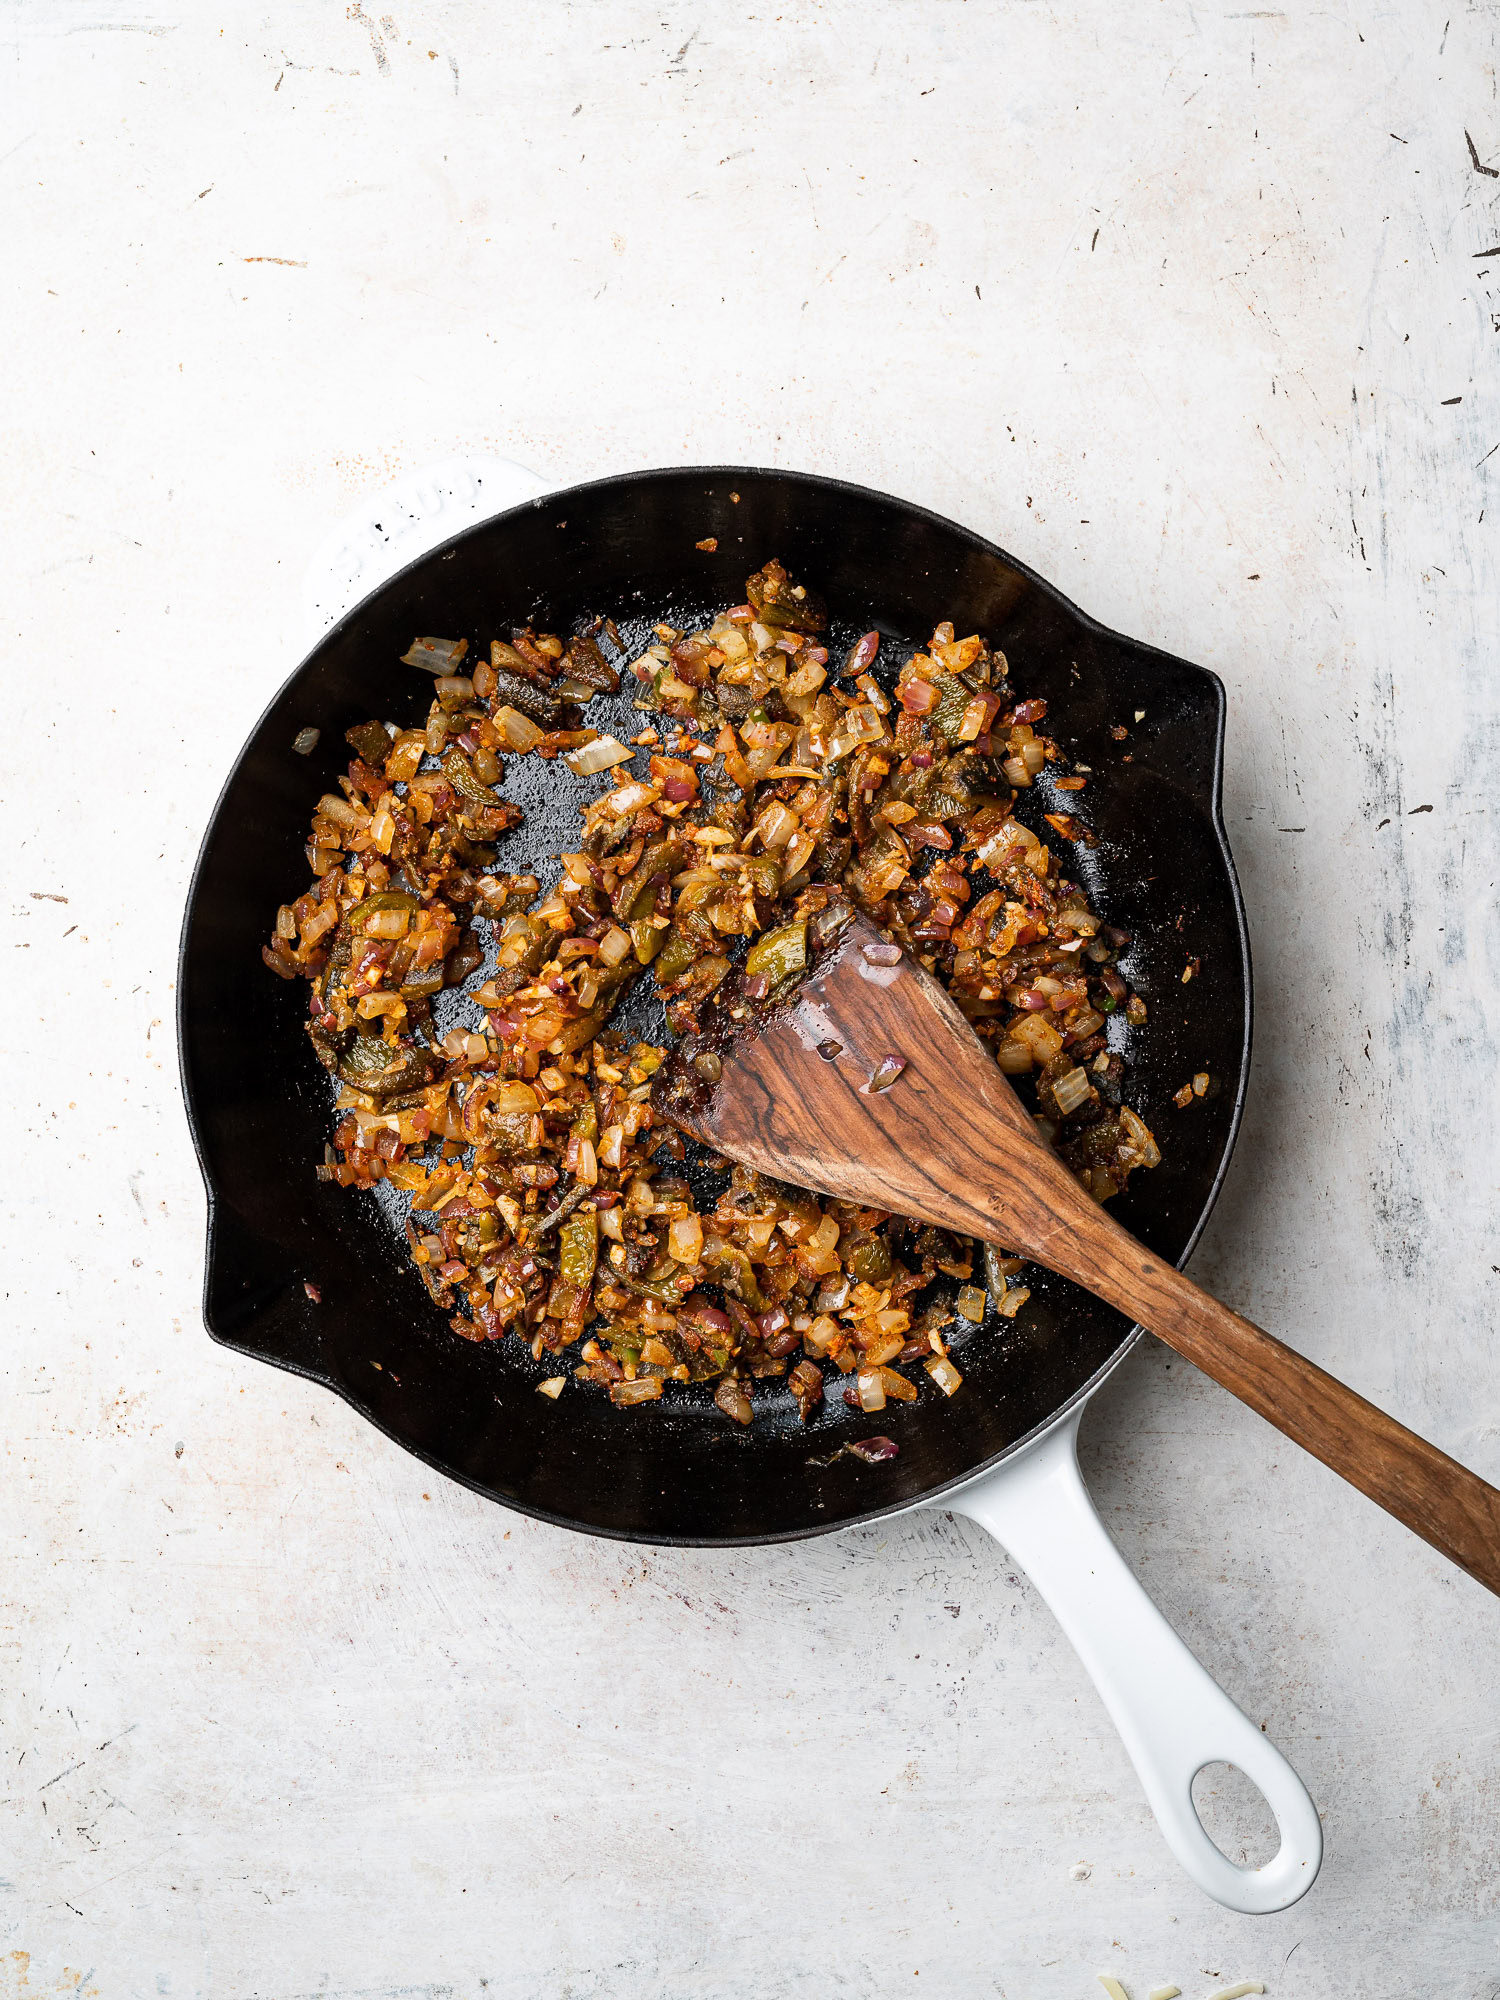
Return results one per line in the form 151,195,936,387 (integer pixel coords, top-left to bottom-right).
1069,1228,1500,1597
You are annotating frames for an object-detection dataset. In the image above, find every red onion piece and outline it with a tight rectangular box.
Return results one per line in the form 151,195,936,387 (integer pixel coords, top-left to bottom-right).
842,631,880,678
866,1054,907,1094
742,971,769,1000
757,1304,790,1339
848,1435,899,1463
861,939,902,966
682,1293,733,1333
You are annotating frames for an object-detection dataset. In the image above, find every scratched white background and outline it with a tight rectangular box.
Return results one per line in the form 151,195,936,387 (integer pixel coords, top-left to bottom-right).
4,2,1500,1995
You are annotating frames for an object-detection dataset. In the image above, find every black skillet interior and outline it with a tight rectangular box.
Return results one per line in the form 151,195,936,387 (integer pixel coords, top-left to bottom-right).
178,467,1250,1544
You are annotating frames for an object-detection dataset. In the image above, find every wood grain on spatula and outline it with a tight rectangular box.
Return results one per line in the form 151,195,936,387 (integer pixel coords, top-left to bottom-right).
654,911,1500,1599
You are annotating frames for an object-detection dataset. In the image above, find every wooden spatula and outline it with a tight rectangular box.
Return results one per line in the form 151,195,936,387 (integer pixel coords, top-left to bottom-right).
654,910,1500,1598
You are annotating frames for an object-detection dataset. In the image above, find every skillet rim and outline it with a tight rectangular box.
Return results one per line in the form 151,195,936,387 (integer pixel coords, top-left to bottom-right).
177,462,1252,1545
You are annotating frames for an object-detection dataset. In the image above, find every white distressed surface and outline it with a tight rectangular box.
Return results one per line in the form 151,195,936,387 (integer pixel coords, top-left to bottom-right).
4,3,1500,1995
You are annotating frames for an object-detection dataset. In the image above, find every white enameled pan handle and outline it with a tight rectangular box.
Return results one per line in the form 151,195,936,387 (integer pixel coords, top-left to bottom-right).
947,1409,1322,1913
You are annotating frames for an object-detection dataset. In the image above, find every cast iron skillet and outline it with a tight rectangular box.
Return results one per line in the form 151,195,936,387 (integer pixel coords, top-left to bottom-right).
178,467,1250,1544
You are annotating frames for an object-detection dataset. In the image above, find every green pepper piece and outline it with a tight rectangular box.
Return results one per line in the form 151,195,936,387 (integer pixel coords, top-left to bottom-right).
700,1238,764,1312
846,1235,893,1285
345,720,393,766
613,839,683,921
652,927,697,982
572,1101,599,1144
442,749,504,810
360,890,421,910
931,675,975,745
744,920,807,992
741,854,782,900
632,919,666,965
558,1210,599,1289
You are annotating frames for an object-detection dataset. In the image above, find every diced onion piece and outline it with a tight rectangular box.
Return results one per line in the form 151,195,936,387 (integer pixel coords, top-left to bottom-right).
826,705,887,761
854,672,890,714
996,1039,1034,1074
862,1332,905,1368
714,1379,754,1425
804,1314,842,1356
598,779,659,817
292,727,321,755
956,696,991,742
806,1215,840,1259
753,799,800,849
667,1214,704,1264
1192,1071,1210,1096
493,705,544,752
1011,1014,1065,1063
564,734,634,777
785,658,827,697
611,1377,664,1406
996,1286,1031,1319
956,1285,987,1323
781,828,818,879
1118,1106,1161,1168
925,1356,963,1396
878,1366,918,1403
402,636,468,674
316,792,366,829
597,925,631,967
856,1369,887,1413
536,1377,566,1399
1051,1064,1092,1115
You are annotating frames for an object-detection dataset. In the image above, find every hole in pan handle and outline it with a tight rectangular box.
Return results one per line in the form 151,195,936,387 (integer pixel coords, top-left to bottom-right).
946,1407,1323,1915
300,454,555,642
